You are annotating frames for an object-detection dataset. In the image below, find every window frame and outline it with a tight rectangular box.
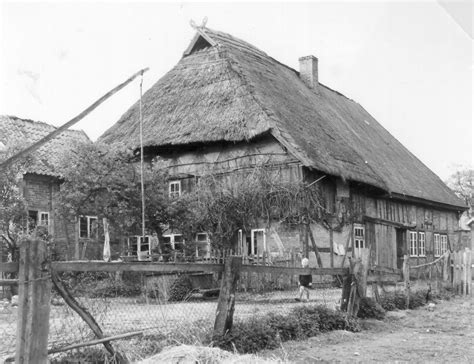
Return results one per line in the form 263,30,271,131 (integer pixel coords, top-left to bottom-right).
27,210,50,232
168,180,181,199
163,233,184,250
79,215,98,239
195,232,211,258
409,231,418,257
127,235,152,257
418,232,426,257
38,211,50,227
434,233,440,257
353,224,366,256
250,228,266,256
440,234,448,255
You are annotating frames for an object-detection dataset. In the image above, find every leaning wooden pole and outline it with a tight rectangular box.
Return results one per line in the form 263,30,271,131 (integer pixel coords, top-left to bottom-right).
0,67,149,171
51,270,126,363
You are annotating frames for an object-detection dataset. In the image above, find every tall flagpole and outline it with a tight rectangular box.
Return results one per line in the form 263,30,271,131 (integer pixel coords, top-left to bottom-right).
139,72,146,239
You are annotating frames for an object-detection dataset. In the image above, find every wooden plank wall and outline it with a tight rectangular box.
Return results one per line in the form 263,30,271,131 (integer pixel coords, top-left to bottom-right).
352,191,460,269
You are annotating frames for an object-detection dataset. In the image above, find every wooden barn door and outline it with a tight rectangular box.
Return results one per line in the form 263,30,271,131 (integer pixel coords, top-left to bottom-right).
396,228,406,269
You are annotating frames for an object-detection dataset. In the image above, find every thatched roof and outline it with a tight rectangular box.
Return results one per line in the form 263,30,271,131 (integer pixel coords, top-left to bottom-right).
0,115,90,177
99,27,465,210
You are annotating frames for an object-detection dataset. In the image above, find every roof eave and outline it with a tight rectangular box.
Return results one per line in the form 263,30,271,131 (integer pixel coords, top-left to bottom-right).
388,192,467,212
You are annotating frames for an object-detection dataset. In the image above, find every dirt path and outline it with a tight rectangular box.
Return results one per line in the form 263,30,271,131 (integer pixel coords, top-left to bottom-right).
261,297,473,363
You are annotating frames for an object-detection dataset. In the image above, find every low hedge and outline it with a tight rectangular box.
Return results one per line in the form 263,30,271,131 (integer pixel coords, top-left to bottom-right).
357,297,386,320
214,304,361,353
379,290,428,311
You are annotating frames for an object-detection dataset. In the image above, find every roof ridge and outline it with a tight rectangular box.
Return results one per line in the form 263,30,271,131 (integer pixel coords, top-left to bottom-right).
2,114,90,138
201,27,301,78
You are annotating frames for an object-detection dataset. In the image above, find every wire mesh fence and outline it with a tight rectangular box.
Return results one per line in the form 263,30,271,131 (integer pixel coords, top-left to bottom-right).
4,249,467,363
0,278,17,361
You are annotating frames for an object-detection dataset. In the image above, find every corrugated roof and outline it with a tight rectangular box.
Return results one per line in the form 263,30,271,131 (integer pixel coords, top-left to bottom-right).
99,27,466,210
0,115,90,177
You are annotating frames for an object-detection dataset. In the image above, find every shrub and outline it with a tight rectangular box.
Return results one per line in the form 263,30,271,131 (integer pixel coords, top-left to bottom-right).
357,297,386,320
214,304,361,354
214,317,279,353
291,305,321,337
89,279,142,298
380,291,428,311
266,313,303,341
168,275,193,302
312,305,361,332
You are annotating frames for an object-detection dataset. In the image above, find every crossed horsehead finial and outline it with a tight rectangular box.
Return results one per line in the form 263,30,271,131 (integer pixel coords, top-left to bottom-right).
190,17,208,30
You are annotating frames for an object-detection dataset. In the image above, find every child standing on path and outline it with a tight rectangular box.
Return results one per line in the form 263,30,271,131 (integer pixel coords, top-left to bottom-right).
295,257,312,302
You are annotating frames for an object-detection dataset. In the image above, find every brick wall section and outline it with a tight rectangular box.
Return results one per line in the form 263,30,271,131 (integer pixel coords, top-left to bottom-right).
23,173,103,260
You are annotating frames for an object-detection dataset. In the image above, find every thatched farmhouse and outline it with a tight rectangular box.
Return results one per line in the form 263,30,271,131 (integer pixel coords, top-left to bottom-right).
0,115,97,260
99,27,467,269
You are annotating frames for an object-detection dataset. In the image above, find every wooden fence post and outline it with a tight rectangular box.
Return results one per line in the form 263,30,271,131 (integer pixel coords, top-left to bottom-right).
16,238,52,364
452,251,460,294
467,249,472,296
442,252,450,282
340,260,353,311
213,256,242,338
402,255,410,309
462,248,472,296
346,253,368,317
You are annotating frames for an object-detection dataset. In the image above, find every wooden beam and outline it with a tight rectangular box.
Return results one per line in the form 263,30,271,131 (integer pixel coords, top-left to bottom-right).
402,255,410,309
240,265,348,276
0,262,19,273
50,260,348,276
0,68,149,171
329,227,334,268
369,266,402,275
308,225,323,268
213,256,242,338
47,331,143,354
16,239,51,364
51,261,224,273
0,279,18,286
363,215,416,229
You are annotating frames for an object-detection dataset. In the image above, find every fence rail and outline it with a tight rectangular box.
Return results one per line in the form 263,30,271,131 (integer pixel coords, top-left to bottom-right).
1,241,471,364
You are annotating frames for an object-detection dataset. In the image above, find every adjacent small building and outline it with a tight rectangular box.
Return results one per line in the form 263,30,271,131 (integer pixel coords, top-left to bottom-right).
0,115,100,260
98,26,467,269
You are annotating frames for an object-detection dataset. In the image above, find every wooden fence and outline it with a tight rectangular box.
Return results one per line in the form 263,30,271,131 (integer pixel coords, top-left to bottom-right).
1,239,471,363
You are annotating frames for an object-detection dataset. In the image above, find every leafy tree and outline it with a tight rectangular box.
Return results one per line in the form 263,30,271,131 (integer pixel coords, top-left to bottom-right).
446,166,473,214
56,141,182,256
0,146,33,262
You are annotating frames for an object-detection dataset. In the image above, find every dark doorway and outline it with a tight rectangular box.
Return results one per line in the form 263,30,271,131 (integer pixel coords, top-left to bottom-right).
396,228,406,269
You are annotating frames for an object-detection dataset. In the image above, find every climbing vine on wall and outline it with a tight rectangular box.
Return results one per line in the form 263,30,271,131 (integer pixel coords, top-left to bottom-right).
170,165,353,249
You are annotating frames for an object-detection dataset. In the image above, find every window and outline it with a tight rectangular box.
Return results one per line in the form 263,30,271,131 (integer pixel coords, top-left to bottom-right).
250,229,266,256
409,231,418,257
169,181,181,198
27,210,49,232
434,234,440,257
353,224,366,257
127,235,152,258
353,224,365,250
418,232,426,257
195,233,210,258
440,234,448,255
79,216,98,239
163,234,184,250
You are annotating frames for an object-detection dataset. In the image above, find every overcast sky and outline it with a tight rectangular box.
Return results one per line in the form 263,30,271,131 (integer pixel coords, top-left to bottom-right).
0,1,472,180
